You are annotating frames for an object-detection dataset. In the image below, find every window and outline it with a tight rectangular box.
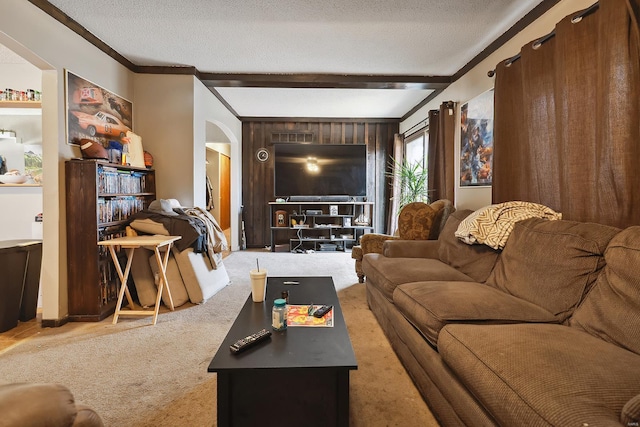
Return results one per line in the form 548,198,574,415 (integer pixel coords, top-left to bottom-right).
404,129,428,170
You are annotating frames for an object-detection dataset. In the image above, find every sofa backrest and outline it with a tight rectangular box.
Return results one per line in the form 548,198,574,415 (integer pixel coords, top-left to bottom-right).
428,199,456,240
486,218,620,322
437,209,501,282
569,226,640,355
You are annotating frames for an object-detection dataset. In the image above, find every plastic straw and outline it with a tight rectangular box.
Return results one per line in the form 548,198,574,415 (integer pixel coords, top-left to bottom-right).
257,258,260,272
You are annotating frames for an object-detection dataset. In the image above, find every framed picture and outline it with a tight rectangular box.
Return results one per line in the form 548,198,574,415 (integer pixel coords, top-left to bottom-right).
65,70,133,146
460,89,494,186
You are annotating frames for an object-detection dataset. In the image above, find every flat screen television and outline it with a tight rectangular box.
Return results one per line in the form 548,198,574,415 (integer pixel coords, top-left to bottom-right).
274,143,367,199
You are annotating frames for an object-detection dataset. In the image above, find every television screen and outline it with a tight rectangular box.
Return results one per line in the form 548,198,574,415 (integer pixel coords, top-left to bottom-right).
274,143,367,198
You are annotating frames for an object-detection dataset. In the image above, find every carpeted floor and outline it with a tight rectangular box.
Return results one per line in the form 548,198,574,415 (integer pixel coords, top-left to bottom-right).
0,250,439,426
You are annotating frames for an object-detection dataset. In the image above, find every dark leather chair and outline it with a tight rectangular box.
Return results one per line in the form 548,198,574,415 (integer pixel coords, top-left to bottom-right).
0,239,42,332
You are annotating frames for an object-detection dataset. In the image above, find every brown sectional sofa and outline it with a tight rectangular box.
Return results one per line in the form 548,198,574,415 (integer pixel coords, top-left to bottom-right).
362,209,640,426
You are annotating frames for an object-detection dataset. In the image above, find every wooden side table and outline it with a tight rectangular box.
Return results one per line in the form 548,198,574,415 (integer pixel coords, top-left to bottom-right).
98,235,181,325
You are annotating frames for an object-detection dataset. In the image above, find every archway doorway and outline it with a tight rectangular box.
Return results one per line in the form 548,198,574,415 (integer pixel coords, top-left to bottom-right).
205,121,232,251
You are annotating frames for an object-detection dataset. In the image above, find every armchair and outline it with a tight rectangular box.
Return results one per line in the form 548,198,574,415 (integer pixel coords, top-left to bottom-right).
351,199,454,282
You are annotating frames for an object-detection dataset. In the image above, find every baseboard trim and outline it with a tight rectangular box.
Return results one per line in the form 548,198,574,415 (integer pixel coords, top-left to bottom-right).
41,316,69,328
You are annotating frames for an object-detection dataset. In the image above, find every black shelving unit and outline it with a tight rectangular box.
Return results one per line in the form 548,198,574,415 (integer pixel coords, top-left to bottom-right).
268,201,374,252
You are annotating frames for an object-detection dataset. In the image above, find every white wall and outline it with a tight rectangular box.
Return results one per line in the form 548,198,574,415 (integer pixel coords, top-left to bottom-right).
0,186,42,239
193,79,242,250
401,0,596,211
0,114,42,145
133,74,195,204
207,142,231,157
0,61,42,91
132,76,242,252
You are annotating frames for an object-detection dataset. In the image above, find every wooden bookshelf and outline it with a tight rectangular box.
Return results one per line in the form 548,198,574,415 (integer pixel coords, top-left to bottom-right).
65,159,155,321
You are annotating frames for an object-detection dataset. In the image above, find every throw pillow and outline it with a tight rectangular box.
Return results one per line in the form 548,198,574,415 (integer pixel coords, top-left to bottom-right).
397,202,437,240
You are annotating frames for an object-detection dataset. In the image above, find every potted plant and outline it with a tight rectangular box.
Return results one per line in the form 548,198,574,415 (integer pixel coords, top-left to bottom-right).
386,157,430,212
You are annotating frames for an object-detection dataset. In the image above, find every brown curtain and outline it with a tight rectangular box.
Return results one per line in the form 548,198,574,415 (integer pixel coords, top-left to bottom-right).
428,101,456,204
493,0,640,228
386,133,404,234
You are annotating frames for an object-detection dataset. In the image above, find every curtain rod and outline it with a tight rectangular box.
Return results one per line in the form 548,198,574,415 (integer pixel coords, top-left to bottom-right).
402,100,455,137
487,1,600,78
403,118,429,138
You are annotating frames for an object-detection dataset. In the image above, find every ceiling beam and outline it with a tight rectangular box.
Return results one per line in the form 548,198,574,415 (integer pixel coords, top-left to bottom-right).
198,73,452,90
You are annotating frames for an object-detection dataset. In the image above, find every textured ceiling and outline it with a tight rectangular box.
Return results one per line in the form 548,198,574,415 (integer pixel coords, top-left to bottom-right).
41,0,544,118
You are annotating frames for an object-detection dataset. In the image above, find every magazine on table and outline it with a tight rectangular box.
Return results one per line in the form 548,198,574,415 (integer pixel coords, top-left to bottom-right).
286,305,334,327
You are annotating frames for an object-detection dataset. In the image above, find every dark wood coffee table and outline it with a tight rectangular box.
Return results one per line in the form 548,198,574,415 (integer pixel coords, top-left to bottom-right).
208,276,358,427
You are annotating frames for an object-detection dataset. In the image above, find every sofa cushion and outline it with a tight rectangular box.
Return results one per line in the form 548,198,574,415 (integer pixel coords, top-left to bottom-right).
129,218,170,235
569,226,640,355
130,247,157,307
172,247,230,304
362,253,474,301
148,252,190,308
437,210,501,283
393,281,557,346
438,324,640,427
486,218,620,322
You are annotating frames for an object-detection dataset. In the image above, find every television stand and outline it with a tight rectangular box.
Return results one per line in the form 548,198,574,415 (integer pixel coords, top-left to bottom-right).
269,201,374,253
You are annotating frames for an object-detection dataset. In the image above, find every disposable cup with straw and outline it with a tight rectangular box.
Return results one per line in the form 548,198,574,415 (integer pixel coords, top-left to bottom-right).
249,258,267,302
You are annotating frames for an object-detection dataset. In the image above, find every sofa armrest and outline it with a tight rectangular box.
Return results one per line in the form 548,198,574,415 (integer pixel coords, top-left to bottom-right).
74,403,104,427
383,239,440,259
622,393,640,426
359,233,399,256
0,383,93,427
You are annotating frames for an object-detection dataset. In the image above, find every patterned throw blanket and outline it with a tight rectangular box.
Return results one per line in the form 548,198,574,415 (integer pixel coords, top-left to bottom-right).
182,207,228,269
455,201,561,250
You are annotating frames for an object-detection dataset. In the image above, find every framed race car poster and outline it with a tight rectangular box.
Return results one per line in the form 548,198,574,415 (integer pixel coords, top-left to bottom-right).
65,70,133,146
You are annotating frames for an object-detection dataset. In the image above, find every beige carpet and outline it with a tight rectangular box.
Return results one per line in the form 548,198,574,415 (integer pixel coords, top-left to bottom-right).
0,250,438,426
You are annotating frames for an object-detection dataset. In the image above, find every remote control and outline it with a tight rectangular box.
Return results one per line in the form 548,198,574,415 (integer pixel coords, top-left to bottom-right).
230,329,272,354
313,305,332,318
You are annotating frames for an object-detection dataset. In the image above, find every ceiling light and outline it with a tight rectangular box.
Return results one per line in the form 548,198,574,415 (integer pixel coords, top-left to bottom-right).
306,157,319,173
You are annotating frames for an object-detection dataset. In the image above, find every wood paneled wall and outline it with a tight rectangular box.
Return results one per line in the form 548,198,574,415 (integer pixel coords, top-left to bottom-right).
242,120,399,248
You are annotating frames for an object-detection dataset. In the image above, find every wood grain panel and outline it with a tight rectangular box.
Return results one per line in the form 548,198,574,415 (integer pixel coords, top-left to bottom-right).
242,120,398,248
